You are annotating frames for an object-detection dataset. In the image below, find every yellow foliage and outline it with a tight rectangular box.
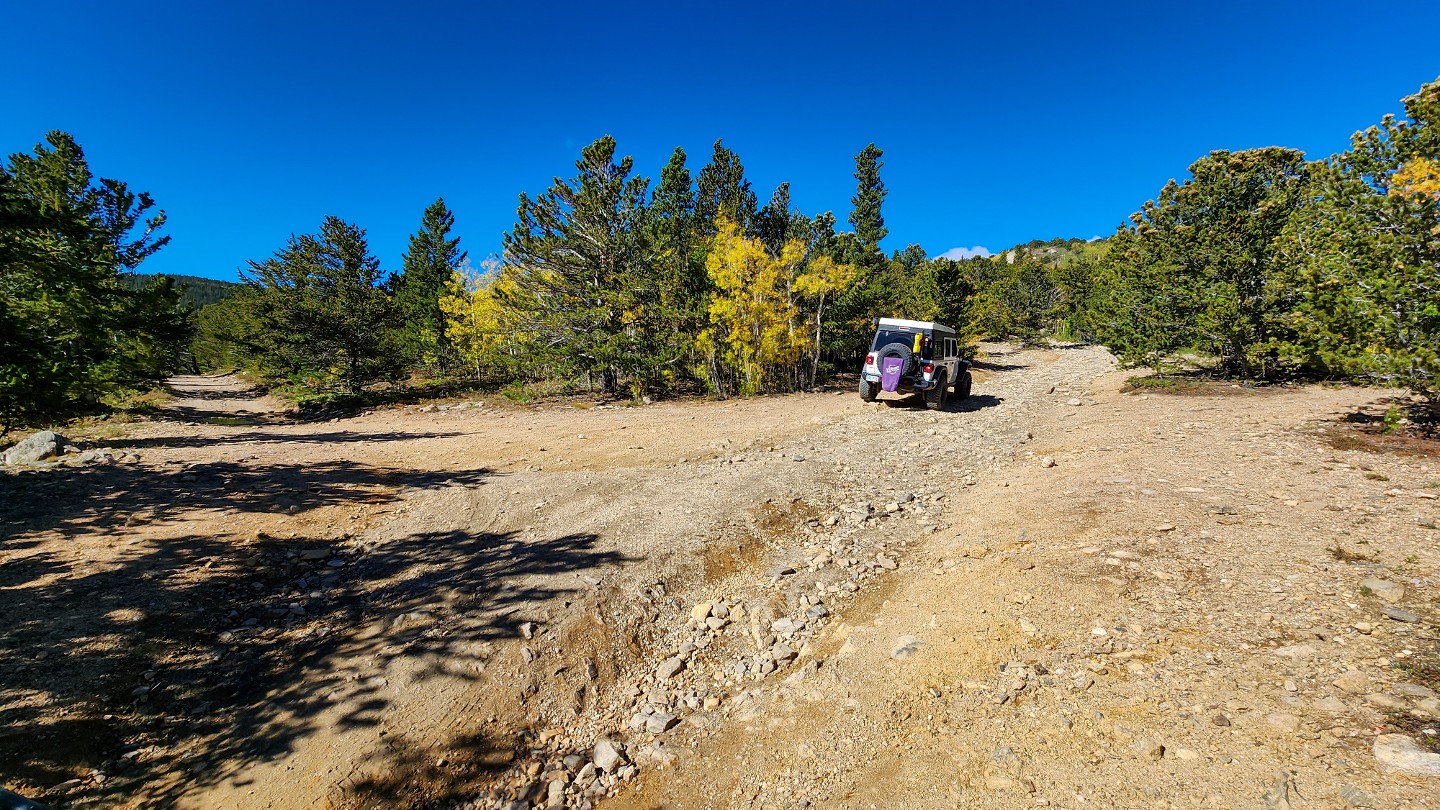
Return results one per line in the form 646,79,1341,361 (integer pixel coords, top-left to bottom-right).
700,218,855,394
439,258,525,377
1392,157,1440,199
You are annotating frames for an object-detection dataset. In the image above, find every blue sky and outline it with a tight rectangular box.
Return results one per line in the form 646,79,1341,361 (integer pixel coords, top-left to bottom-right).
4,1,1438,281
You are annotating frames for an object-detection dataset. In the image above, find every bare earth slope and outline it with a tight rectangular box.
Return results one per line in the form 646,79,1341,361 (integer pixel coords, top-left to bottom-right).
2,353,1436,810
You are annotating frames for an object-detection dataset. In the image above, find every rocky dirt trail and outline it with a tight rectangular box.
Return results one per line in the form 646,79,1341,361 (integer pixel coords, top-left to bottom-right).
1,353,1437,810
605,366,1440,810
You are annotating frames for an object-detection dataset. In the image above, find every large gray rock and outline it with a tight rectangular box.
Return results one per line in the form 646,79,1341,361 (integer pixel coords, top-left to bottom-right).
645,712,678,734
592,737,626,773
2,430,66,465
1374,733,1440,776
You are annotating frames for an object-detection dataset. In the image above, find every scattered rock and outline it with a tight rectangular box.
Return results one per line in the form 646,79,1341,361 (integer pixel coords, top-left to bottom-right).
1395,683,1439,700
1263,770,1294,810
2,430,66,465
1373,733,1440,777
772,617,803,635
1360,578,1406,603
1271,644,1317,659
1364,693,1409,710
1264,712,1301,733
1040,456,1057,468
1132,737,1164,760
770,643,797,663
1382,607,1422,623
592,738,626,773
1333,671,1371,694
655,657,686,681
645,712,678,734
891,636,923,659
1339,784,1375,807
636,741,676,768
1065,398,1082,407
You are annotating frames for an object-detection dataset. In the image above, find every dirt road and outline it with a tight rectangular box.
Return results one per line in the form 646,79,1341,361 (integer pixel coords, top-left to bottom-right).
2,348,1436,809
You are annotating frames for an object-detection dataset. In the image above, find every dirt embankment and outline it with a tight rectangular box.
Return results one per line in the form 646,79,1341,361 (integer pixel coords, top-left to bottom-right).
2,349,1437,810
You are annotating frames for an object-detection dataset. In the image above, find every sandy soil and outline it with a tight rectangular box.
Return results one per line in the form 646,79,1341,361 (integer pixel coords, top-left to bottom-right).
1,349,1436,810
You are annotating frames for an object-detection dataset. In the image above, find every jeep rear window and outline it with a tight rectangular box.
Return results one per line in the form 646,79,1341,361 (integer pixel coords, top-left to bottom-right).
872,329,923,351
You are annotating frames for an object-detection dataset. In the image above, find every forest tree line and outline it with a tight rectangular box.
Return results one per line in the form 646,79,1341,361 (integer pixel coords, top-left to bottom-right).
2,78,1436,430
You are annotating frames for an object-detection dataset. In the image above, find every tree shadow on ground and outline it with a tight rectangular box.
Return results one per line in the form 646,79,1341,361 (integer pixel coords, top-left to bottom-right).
161,384,269,403
1324,397,1440,456
947,394,1004,413
0,517,633,807
0,458,486,544
876,394,1003,413
91,429,465,451
969,359,1028,372
144,407,276,426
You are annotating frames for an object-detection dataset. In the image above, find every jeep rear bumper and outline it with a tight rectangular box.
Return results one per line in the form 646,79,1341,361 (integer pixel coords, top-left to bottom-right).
862,372,935,391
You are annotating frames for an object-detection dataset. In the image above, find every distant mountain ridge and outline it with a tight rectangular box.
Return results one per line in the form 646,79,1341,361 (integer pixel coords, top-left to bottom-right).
122,273,238,308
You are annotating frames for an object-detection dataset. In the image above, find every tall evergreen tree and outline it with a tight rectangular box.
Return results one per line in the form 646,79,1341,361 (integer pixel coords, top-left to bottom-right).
647,147,708,368
755,182,795,258
849,143,888,260
652,147,696,228
238,217,397,393
393,197,466,372
695,139,757,235
503,136,661,395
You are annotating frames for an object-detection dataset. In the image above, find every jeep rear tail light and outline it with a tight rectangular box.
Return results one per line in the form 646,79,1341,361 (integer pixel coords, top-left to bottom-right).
865,354,874,366
923,363,934,374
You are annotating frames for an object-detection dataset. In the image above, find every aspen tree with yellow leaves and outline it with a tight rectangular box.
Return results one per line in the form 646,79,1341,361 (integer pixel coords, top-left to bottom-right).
699,218,854,394
438,257,535,382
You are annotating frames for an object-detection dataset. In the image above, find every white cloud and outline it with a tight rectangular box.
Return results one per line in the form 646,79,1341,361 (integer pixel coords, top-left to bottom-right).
937,246,993,260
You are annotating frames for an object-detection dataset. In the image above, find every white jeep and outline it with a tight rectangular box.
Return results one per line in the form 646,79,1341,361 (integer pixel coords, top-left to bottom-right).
858,318,971,409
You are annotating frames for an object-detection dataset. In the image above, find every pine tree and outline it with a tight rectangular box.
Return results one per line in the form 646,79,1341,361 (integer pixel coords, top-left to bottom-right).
0,131,189,429
1279,78,1440,417
849,143,888,260
695,140,757,235
393,197,466,373
502,136,659,395
754,182,795,258
1088,148,1309,375
238,217,397,393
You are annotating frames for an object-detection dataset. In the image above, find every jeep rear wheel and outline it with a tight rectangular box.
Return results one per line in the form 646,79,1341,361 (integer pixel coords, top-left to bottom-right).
925,373,947,410
954,370,972,399
858,377,879,402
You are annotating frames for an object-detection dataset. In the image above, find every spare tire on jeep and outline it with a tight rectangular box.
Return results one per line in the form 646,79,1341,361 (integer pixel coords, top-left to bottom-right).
874,342,915,368
873,342,915,392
